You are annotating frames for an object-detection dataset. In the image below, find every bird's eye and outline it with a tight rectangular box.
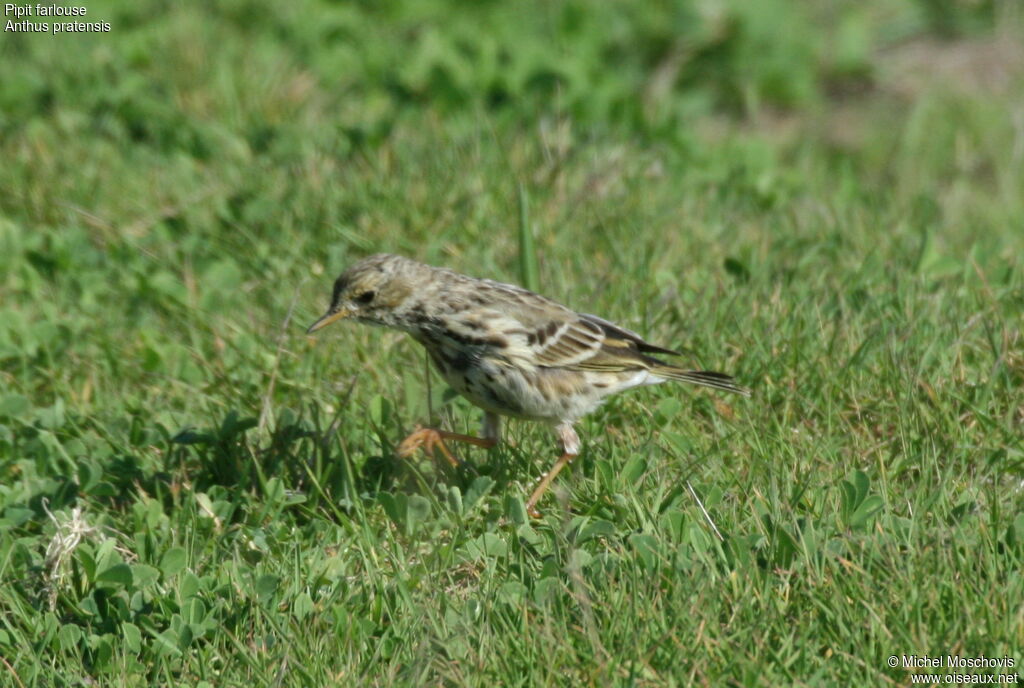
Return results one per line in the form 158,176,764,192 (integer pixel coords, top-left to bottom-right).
355,290,376,304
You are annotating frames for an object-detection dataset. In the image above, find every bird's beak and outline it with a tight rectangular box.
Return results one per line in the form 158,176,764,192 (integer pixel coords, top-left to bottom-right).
306,307,351,334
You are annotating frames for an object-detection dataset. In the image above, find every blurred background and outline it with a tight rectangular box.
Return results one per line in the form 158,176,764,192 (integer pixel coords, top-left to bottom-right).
2,0,1020,415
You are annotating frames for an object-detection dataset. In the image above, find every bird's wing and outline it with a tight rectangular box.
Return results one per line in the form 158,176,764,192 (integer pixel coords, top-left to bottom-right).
505,307,677,371
579,313,681,357
462,281,679,370
529,314,608,367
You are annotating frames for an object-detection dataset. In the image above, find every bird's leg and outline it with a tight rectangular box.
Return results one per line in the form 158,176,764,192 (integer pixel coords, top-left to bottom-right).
525,423,580,517
481,412,501,446
397,412,501,467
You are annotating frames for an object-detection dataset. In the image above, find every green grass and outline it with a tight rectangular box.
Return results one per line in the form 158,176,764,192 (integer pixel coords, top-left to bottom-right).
1,1,1023,685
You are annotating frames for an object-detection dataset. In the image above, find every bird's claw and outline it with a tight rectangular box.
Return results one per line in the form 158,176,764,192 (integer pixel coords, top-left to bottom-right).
397,426,461,467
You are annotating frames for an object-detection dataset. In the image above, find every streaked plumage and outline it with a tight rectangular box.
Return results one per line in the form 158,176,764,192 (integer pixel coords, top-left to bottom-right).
307,253,749,515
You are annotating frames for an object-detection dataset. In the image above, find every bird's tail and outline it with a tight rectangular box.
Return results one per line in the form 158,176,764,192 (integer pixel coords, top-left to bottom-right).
651,365,751,397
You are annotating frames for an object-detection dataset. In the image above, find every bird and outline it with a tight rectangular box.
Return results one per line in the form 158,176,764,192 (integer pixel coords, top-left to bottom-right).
306,253,749,516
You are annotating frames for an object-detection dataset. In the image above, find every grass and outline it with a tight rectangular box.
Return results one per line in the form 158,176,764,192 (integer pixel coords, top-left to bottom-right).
1,1,1023,685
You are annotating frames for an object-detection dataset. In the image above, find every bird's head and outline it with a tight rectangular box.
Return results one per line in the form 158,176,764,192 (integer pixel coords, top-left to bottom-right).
306,253,419,334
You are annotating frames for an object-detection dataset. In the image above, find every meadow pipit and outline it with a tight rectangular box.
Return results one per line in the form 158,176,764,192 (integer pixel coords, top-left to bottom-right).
307,254,749,516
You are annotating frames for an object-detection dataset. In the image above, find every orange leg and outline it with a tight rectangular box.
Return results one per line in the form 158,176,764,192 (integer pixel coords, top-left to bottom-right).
397,426,497,467
524,451,579,518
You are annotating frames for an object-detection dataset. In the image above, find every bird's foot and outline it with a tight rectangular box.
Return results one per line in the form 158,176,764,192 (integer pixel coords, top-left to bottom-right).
524,451,578,518
397,426,497,468
397,427,460,467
